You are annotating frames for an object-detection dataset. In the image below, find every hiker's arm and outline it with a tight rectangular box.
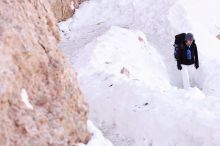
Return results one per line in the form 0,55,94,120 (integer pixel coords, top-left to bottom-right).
176,49,182,70
194,44,199,68
177,60,182,70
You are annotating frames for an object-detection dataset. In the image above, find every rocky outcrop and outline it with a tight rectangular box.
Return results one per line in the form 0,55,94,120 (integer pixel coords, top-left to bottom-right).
0,0,90,145
49,0,86,22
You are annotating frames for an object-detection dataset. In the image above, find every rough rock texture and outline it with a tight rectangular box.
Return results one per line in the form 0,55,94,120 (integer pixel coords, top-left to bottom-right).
49,0,86,22
0,0,90,145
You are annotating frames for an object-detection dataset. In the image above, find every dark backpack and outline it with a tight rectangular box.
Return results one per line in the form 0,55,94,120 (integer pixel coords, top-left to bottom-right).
173,33,186,60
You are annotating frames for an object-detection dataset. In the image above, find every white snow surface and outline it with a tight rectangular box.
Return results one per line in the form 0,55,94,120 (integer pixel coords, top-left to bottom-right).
20,88,33,110
59,0,220,146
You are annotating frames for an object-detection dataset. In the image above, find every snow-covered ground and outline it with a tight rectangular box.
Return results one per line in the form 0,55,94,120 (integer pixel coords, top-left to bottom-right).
59,0,220,145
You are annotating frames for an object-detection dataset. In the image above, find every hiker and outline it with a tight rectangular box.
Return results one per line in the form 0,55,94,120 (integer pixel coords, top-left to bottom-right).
174,33,199,89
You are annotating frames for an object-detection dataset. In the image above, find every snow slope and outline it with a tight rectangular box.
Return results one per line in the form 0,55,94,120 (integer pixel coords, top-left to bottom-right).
59,0,220,145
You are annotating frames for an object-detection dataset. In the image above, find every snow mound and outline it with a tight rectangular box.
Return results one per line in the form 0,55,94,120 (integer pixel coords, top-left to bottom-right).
73,26,170,90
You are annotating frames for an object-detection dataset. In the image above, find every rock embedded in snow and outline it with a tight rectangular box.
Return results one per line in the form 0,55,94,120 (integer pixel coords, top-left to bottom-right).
217,34,220,40
120,67,130,77
0,0,90,145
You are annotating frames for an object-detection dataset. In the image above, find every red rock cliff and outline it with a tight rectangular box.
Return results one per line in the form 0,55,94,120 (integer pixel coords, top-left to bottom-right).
0,0,90,145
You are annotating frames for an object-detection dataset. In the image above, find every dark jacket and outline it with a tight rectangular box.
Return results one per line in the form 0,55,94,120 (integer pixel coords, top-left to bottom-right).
177,41,199,67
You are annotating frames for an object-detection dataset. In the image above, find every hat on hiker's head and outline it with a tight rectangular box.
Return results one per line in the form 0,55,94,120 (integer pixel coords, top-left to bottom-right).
185,33,194,41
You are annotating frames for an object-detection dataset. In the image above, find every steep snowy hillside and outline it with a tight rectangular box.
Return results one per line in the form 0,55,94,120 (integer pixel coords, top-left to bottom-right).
59,0,220,145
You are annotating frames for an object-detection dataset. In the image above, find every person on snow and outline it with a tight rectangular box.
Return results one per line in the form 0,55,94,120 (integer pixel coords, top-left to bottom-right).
175,33,199,89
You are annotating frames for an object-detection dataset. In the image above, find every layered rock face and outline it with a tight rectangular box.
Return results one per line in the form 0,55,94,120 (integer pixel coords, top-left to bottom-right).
0,0,90,145
49,0,86,22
